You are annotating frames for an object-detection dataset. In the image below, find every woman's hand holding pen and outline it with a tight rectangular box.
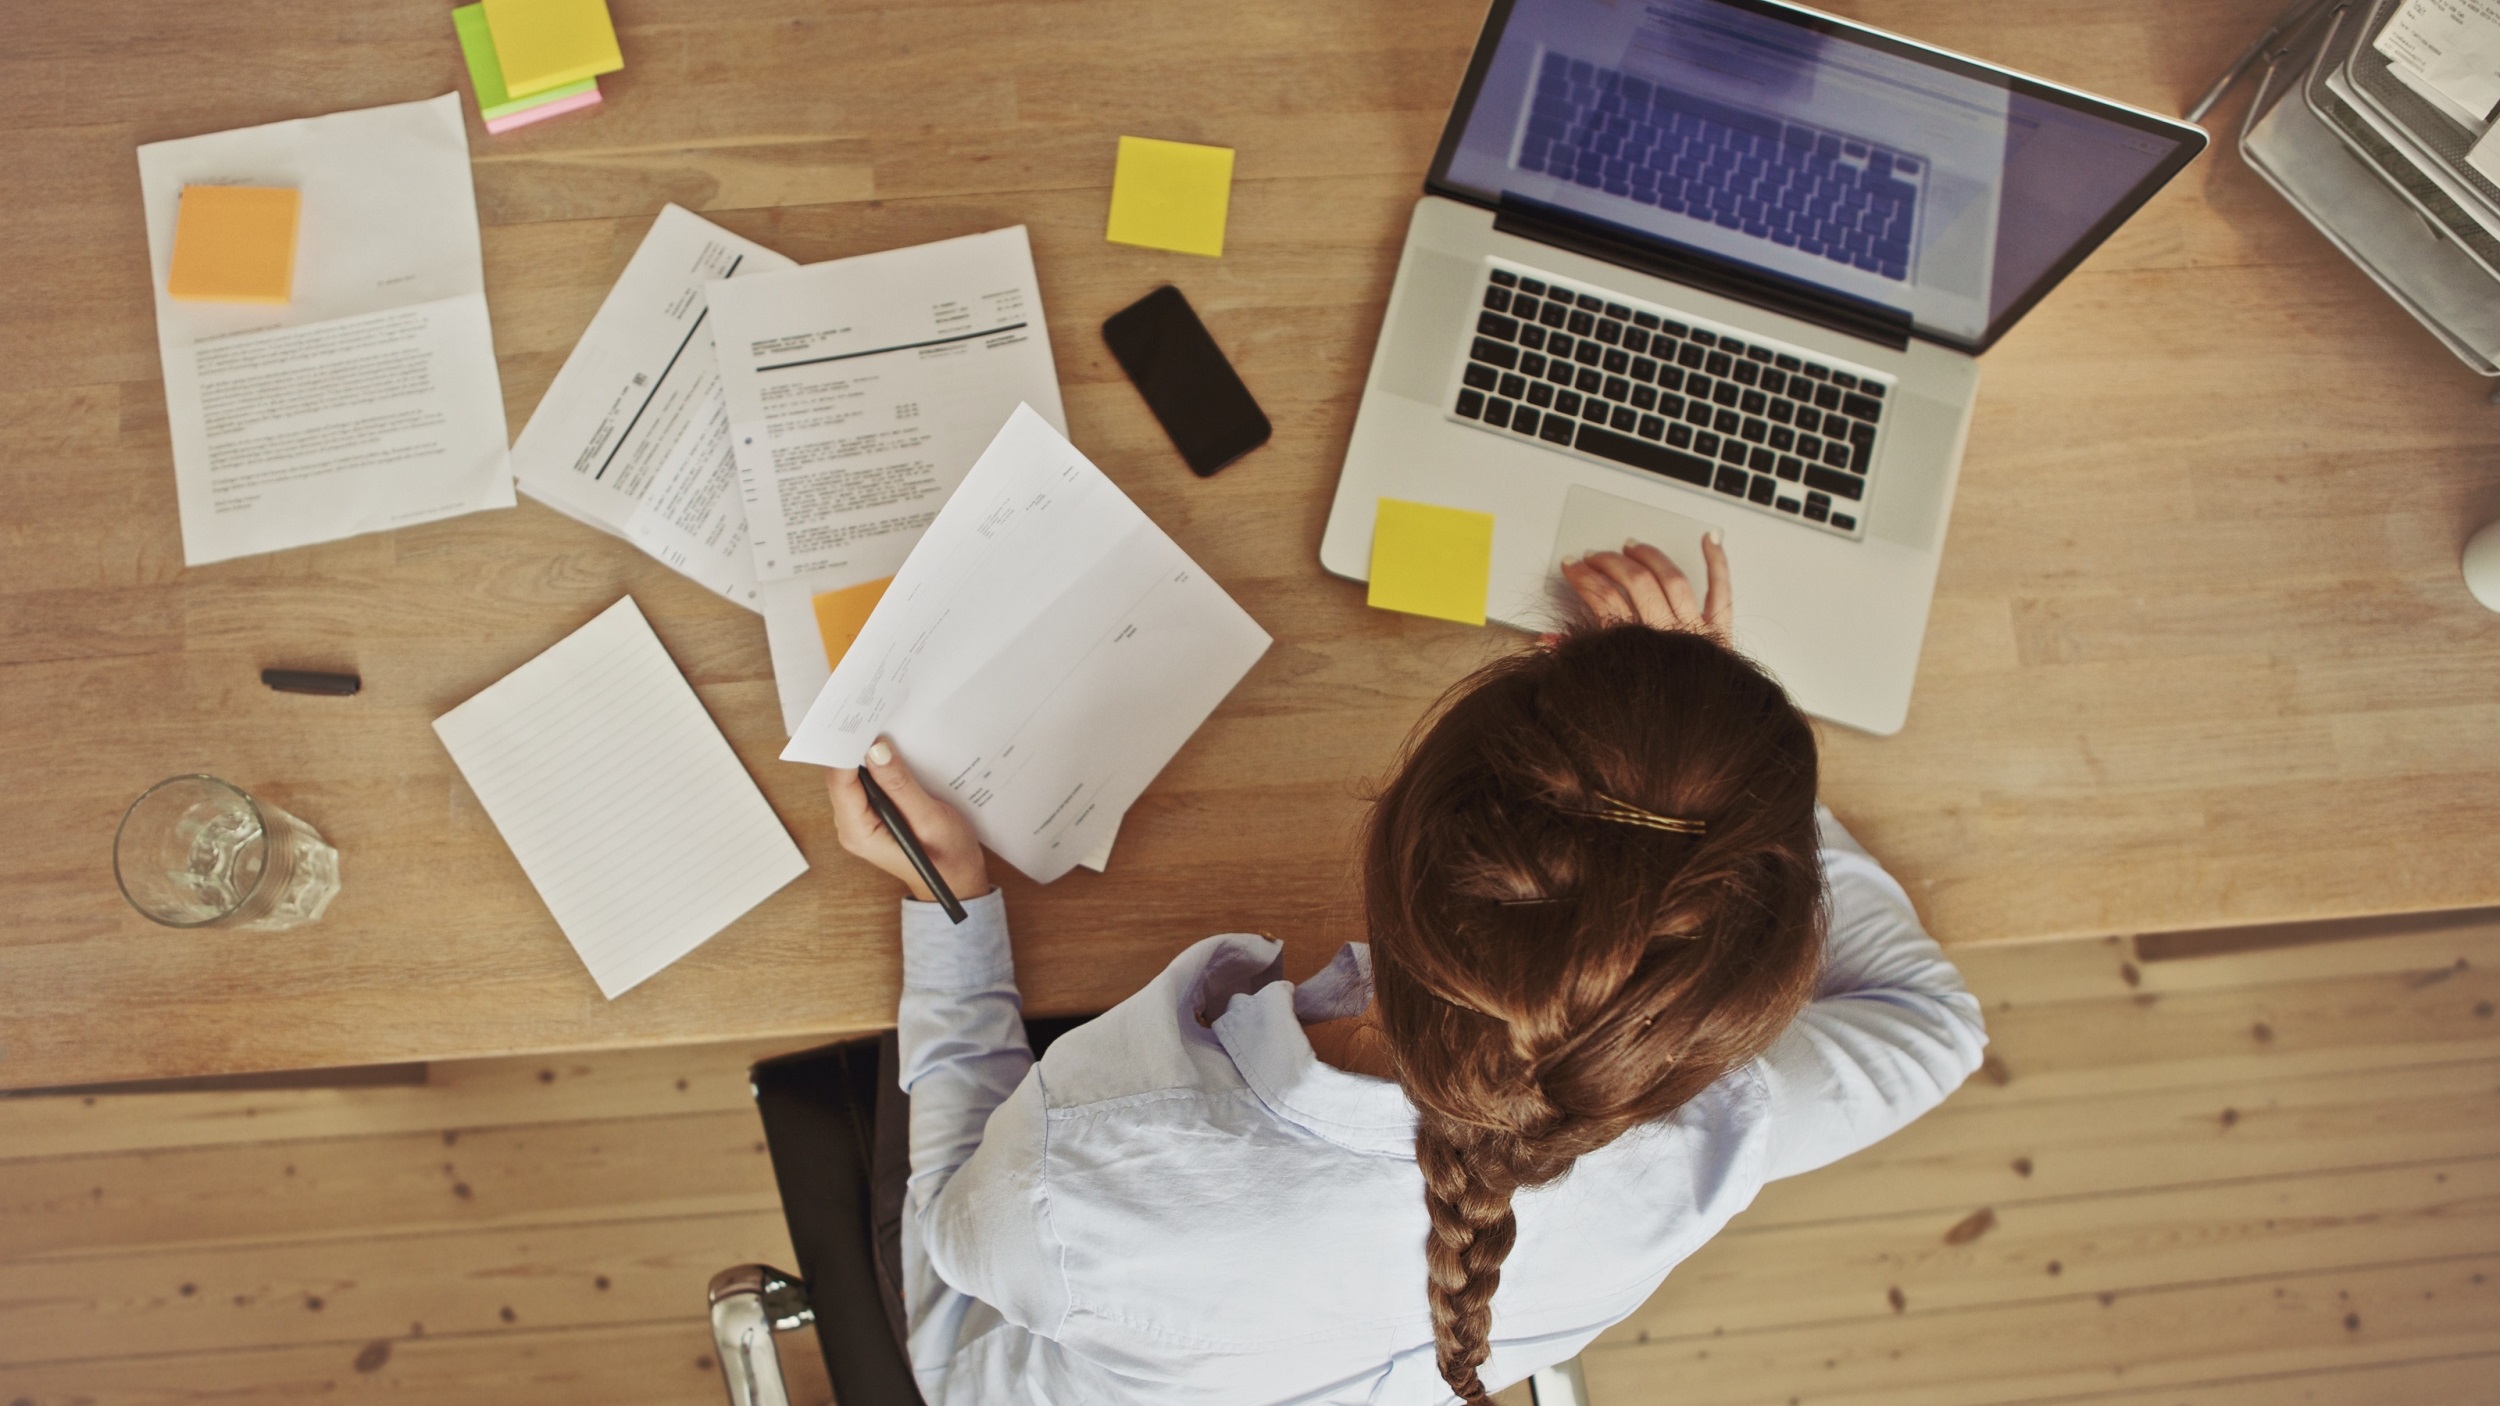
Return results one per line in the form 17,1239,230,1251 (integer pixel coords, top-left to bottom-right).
828,738,993,905
1559,532,1734,641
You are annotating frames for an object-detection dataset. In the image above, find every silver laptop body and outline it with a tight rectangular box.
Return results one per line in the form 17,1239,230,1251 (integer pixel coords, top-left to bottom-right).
1321,0,2204,734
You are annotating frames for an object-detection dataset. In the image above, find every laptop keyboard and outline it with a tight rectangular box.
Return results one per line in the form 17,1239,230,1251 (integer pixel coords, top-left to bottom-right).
1519,53,1925,283
1451,262,1889,537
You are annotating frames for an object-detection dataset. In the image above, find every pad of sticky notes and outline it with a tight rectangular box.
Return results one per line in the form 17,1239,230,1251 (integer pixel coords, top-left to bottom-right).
813,577,894,669
1106,136,1235,258
455,4,601,131
482,0,625,99
1368,499,1494,626
167,185,299,304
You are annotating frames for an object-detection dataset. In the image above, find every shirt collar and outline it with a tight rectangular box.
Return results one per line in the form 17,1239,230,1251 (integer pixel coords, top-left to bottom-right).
1210,942,1419,1157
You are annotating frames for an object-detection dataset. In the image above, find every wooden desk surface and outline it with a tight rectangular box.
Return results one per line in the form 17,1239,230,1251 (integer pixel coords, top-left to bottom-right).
4,0,2496,1091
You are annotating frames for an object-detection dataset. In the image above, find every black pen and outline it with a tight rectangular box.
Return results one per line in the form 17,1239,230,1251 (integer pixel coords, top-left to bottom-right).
858,765,969,924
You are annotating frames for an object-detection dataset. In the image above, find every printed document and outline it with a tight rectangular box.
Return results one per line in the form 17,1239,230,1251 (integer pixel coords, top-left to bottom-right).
137,94,513,565
2376,0,2500,128
709,226,1066,587
708,226,1067,734
782,406,1270,884
434,596,808,999
511,204,795,612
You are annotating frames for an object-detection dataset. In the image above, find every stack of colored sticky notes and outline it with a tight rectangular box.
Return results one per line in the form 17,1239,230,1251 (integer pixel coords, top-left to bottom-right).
453,0,623,135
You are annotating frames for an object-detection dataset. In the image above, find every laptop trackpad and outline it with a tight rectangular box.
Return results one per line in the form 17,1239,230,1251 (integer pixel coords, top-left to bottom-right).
1549,486,1719,604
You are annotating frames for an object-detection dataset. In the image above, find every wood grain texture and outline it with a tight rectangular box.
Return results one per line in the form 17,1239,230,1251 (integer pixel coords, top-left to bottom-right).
5,907,2496,1404
3,0,2497,1089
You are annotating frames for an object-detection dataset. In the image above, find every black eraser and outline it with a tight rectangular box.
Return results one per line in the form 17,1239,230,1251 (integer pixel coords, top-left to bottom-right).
261,669,361,696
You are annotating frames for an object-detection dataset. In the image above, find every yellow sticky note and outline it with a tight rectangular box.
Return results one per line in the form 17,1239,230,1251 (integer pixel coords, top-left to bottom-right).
167,186,299,305
812,576,893,669
1368,499,1494,626
1105,136,1235,257
481,0,624,99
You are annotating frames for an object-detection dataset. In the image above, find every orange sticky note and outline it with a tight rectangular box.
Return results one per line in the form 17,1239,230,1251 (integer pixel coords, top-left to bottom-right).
812,577,893,668
167,186,299,304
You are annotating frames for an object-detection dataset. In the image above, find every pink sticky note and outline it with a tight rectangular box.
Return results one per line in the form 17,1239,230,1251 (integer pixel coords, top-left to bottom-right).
484,85,602,134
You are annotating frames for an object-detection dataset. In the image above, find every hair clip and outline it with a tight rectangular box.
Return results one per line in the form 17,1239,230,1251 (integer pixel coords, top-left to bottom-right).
1495,895,1569,906
1571,793,1706,836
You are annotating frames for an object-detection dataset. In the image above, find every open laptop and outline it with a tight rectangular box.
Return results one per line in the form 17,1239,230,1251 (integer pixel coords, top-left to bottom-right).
1320,0,2204,733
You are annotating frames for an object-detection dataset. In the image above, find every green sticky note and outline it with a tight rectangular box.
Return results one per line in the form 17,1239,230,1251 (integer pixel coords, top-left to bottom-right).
1368,499,1494,626
1105,136,1236,257
455,5,597,120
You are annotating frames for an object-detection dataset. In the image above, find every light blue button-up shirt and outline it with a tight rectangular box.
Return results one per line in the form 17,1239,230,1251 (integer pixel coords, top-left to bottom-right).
893,808,1986,1404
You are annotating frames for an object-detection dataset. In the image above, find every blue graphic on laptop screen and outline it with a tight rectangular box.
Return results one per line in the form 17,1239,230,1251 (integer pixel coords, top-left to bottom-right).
1438,0,2182,344
1519,50,1919,282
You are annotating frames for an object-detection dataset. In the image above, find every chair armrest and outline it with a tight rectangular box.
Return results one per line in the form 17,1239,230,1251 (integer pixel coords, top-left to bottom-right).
708,1264,815,1406
1530,1355,1592,1406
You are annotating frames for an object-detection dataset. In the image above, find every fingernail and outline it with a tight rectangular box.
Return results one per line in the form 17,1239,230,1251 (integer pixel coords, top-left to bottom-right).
1623,538,1639,551
868,740,893,766
1706,529,1724,546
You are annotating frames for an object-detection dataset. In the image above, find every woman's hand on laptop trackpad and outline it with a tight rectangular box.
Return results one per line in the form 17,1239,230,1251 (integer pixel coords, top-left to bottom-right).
1558,532,1731,643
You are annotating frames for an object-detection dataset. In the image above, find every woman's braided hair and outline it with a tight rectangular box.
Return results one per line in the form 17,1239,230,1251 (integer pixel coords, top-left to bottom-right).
1365,624,1826,1402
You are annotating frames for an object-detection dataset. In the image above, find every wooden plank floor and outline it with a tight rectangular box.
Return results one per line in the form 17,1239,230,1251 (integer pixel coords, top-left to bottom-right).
5,917,2497,1405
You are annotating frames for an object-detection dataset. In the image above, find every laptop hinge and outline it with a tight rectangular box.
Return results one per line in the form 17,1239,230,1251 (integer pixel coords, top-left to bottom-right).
1492,195,1914,352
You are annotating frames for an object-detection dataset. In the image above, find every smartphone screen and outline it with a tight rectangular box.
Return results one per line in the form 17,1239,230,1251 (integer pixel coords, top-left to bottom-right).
1101,285,1271,477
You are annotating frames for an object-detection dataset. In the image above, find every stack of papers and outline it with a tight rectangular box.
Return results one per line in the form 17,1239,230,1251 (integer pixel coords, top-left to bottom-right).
434,596,808,999
2375,0,2500,130
783,406,1272,884
453,0,624,134
136,94,514,566
517,222,1148,872
702,226,1069,735
512,205,792,611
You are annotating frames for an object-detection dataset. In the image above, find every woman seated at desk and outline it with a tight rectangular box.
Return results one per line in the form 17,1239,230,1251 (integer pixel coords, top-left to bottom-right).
825,540,1986,1405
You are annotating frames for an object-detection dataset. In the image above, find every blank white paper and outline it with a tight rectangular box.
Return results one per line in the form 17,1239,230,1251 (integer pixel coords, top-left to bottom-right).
435,597,808,998
781,406,1270,884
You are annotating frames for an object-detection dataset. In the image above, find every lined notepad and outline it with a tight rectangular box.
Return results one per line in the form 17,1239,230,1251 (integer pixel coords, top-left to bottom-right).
434,597,807,998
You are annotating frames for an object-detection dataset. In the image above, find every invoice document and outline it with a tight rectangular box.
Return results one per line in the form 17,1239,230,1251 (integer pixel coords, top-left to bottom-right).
137,94,513,566
708,226,1068,732
710,226,1066,585
782,406,1270,884
511,205,795,612
435,596,808,999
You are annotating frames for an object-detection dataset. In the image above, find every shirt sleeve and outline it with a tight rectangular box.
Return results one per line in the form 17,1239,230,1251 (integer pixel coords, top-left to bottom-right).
896,888,1034,1218
1754,806,1989,1182
893,890,1069,1360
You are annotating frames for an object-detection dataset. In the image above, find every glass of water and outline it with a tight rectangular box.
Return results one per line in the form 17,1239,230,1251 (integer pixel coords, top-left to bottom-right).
113,775,341,930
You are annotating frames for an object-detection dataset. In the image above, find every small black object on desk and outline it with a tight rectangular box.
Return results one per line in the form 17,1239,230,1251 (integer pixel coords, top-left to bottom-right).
261,669,361,696
857,766,968,924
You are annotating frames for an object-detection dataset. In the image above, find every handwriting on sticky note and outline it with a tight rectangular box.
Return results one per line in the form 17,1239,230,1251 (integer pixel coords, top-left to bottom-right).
1368,499,1494,626
1106,136,1236,258
167,186,299,304
812,576,892,668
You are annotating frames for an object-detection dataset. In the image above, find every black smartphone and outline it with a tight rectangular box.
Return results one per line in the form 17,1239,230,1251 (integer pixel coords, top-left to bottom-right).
1101,285,1271,477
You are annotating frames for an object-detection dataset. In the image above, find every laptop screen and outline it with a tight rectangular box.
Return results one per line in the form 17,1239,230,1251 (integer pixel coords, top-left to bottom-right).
1429,0,2205,351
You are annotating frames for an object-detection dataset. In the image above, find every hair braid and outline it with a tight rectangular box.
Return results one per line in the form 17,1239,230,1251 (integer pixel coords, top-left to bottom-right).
1366,624,1826,1402
1417,1125,1522,1405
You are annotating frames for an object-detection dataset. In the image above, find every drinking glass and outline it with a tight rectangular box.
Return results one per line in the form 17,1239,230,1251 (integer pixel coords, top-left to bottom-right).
113,775,341,930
